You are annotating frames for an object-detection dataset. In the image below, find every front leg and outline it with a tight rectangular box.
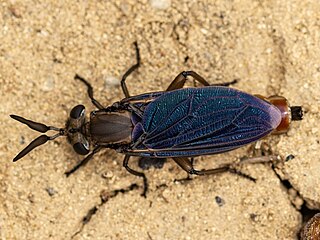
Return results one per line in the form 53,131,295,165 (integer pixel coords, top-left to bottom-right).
121,42,141,98
65,146,102,177
75,74,105,110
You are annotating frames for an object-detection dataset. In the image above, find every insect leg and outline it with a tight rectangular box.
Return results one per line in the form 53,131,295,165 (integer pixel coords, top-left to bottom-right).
185,71,237,87
172,157,228,175
74,74,105,110
167,71,237,91
166,71,210,91
172,157,255,181
121,42,141,98
211,79,238,87
123,155,148,197
127,103,144,117
65,146,102,177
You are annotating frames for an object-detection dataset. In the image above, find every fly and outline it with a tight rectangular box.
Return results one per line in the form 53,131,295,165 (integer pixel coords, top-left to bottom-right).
11,42,303,196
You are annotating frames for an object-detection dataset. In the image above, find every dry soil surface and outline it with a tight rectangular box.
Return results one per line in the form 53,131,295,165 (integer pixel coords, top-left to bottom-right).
1,0,320,239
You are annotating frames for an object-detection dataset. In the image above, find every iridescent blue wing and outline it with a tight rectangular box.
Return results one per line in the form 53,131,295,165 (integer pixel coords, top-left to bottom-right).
129,87,281,157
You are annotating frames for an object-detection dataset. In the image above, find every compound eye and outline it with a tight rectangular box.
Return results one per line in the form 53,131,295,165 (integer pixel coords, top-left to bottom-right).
73,141,90,155
70,105,85,119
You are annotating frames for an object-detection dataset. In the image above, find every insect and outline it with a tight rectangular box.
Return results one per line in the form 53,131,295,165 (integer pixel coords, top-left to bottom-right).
11,42,303,196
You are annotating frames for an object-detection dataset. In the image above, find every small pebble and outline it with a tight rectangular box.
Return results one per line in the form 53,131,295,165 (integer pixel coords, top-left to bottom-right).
215,196,225,207
42,76,55,91
104,76,120,88
45,187,57,197
149,0,171,10
285,154,295,161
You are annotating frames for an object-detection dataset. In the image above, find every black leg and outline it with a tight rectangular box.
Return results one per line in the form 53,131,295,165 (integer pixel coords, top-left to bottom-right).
172,157,229,175
166,71,210,91
123,155,148,197
65,146,102,177
166,71,238,91
173,157,195,182
211,79,238,87
121,42,141,98
172,157,255,181
75,74,105,110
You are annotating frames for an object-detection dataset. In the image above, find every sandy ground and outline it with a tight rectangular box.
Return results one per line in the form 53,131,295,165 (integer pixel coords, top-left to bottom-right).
1,0,320,239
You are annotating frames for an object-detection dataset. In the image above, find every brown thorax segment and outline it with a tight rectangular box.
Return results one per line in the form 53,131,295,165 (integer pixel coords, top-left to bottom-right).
89,110,132,145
